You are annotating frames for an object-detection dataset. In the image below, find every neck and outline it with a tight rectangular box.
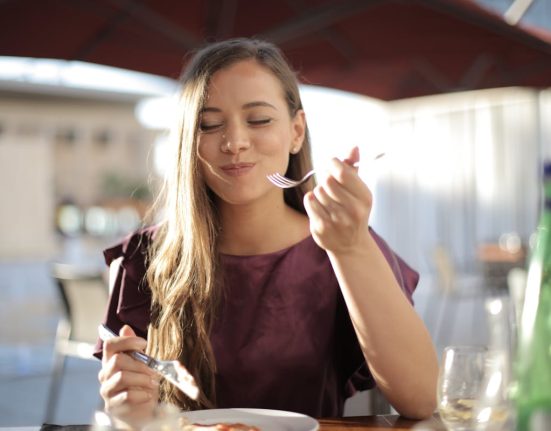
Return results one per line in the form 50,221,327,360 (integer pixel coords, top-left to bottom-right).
217,196,310,256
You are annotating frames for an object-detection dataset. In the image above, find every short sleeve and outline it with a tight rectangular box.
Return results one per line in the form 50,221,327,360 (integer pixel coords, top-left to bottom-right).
340,227,420,397
369,227,419,304
93,225,157,359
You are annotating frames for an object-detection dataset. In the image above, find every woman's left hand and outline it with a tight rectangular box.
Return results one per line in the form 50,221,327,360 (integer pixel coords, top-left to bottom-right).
304,146,373,255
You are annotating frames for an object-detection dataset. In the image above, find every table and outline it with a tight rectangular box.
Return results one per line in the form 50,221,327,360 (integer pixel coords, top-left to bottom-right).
2,415,445,431
319,415,444,430
3,417,445,431
477,243,526,290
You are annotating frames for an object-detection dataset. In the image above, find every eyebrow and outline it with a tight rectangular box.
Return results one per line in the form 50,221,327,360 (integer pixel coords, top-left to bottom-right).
243,101,277,110
200,101,277,113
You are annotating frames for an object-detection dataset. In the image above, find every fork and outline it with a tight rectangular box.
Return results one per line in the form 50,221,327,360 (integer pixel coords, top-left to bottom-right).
267,152,385,188
98,324,199,400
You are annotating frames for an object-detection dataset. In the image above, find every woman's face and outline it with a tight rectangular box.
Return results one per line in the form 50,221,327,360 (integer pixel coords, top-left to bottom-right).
197,59,305,206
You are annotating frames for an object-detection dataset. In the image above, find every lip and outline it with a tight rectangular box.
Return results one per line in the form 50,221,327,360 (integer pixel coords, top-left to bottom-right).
220,162,256,177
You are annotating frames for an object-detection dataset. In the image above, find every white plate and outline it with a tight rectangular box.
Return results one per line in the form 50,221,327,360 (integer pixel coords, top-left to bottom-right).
183,408,319,431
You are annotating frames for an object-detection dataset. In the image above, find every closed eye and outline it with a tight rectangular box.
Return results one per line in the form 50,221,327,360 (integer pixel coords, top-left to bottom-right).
248,118,272,126
199,123,222,132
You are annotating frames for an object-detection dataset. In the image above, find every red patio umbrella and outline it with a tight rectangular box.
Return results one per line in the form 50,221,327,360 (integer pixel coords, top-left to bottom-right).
2,0,551,100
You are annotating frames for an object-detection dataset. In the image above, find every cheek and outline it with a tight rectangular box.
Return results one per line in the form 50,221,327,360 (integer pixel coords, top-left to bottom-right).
198,162,219,196
197,150,214,182
195,140,214,182
253,128,293,154
197,136,220,165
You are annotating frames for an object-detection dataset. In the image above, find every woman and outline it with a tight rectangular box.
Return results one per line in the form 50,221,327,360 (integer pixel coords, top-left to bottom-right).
96,38,438,428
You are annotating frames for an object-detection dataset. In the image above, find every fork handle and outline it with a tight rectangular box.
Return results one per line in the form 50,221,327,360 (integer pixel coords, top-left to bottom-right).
129,350,153,366
98,324,154,366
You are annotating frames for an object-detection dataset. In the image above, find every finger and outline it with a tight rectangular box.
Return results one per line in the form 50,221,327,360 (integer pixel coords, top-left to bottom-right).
322,175,373,227
101,369,160,400
304,190,330,221
101,325,145,364
98,368,106,383
105,387,155,411
119,324,137,337
103,352,157,382
304,192,335,237
103,334,147,364
313,184,349,225
343,145,360,167
318,174,357,207
327,158,372,202
328,157,362,185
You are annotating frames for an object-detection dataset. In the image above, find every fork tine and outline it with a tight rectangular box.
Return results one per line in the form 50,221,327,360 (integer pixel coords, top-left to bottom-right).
267,170,315,188
273,174,298,187
267,176,289,187
276,175,300,187
267,173,298,188
267,153,385,189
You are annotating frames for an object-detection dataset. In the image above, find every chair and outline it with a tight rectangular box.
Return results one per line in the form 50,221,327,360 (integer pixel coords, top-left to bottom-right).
429,245,487,347
344,387,391,416
44,262,109,423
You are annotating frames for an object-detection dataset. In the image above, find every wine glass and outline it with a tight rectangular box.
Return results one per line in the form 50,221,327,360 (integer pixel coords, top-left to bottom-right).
477,297,515,430
437,346,488,430
472,349,513,430
91,403,182,431
437,345,513,431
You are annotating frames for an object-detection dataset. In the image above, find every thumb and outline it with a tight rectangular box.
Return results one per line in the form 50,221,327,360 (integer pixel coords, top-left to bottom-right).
343,146,360,168
119,324,137,337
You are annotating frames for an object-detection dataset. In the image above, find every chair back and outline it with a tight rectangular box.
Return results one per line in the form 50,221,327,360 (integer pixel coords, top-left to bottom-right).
45,262,109,422
432,245,457,294
51,262,108,350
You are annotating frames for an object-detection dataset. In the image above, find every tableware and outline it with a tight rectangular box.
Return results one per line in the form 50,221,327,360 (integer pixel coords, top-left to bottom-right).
92,403,182,431
481,297,515,430
98,324,199,400
266,152,385,188
438,346,488,430
437,345,513,431
176,408,319,431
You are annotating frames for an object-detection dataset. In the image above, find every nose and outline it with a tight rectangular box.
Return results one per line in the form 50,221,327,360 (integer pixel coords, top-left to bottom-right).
221,122,250,154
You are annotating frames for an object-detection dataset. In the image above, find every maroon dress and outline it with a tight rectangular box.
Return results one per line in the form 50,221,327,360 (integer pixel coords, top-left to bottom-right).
94,225,419,417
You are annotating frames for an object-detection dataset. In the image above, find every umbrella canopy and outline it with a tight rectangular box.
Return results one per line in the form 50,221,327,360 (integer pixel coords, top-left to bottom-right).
2,0,551,100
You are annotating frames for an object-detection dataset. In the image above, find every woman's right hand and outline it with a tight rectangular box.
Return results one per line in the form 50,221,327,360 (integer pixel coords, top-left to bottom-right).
98,324,160,429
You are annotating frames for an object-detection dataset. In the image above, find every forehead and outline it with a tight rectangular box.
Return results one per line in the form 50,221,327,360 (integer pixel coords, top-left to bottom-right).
205,59,286,106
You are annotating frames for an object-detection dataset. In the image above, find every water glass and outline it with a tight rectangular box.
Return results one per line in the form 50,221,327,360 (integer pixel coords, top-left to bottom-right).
438,346,487,430
437,345,512,430
92,403,182,431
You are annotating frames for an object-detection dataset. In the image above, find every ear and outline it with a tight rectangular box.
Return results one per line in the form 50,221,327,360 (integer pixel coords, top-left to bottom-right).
290,109,306,154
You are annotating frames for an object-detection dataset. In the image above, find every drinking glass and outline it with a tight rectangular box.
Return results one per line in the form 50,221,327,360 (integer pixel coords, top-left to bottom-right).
91,403,182,431
480,297,516,430
437,345,513,431
438,346,487,430
473,349,514,430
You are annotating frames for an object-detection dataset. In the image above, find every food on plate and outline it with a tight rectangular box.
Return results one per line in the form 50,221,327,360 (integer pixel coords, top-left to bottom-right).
179,417,260,431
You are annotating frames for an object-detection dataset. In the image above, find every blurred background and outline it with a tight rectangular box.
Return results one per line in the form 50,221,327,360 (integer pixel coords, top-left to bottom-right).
1,0,551,425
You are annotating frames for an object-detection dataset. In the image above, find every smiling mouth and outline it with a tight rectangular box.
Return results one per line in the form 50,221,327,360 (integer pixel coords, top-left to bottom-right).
220,163,255,176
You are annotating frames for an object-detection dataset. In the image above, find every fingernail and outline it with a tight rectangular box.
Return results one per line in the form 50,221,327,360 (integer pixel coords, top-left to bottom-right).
151,378,160,387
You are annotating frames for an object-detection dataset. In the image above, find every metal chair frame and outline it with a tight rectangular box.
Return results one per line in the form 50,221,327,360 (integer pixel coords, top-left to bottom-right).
44,263,108,423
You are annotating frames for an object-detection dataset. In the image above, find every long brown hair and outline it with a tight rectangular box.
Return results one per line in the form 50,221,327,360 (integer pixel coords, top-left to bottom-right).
145,38,314,409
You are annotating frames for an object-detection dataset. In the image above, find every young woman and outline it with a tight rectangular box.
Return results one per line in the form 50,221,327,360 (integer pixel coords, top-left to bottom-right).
96,38,438,428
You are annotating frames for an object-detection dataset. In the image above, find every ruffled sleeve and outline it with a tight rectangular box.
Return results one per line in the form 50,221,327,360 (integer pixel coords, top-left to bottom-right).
340,227,420,396
93,225,158,359
369,228,419,305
